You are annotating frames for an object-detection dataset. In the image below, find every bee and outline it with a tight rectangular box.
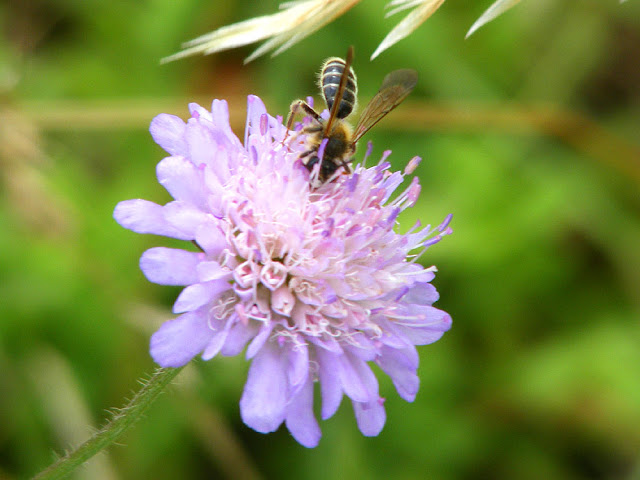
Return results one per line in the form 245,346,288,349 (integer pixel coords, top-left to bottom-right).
285,46,418,186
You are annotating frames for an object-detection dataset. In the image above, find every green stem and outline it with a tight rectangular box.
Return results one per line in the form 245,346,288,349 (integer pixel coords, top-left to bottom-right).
32,366,185,480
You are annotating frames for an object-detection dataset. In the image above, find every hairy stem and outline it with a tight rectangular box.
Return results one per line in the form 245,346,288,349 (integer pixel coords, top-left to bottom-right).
32,366,185,480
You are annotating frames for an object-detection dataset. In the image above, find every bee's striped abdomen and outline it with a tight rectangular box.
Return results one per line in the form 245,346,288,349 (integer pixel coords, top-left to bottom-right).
320,57,357,119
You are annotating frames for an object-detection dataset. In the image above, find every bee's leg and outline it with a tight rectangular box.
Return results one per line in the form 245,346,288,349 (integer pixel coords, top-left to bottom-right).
283,100,323,145
288,100,323,127
298,149,316,159
340,160,352,174
338,145,357,174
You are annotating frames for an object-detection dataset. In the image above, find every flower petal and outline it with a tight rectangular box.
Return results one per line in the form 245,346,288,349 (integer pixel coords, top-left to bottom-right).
221,320,259,356
212,99,243,149
184,119,219,170
173,280,230,313
140,247,201,286
150,113,187,156
150,310,213,367
287,341,309,391
194,219,228,256
240,341,287,433
285,375,321,448
197,261,232,282
113,199,189,240
345,335,378,361
245,95,268,141
246,322,274,359
395,307,452,345
337,352,379,403
163,200,211,238
403,281,439,305
376,345,420,401
316,348,344,420
201,323,232,360
156,156,208,209
353,398,386,437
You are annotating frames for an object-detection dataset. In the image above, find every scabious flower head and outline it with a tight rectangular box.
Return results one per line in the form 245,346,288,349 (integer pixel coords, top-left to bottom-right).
114,95,452,447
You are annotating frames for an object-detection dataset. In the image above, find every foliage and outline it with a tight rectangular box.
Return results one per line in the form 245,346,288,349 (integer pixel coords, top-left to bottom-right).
1,0,639,478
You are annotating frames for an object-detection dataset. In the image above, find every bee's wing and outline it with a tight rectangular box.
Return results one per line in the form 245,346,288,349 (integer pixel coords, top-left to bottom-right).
352,69,418,143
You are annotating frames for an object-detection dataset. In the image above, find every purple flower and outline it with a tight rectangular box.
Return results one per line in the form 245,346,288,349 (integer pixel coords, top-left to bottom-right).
114,95,452,447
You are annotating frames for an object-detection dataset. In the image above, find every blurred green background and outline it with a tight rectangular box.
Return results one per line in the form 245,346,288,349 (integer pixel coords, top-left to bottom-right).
1,1,639,479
